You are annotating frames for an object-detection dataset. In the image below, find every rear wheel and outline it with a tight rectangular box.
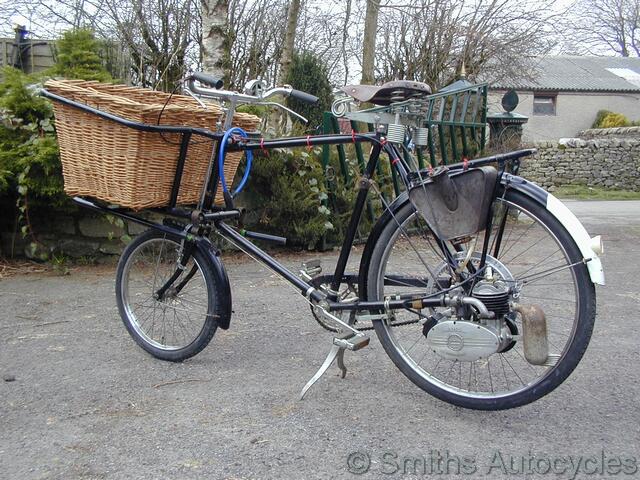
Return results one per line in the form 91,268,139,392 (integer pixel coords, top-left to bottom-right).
362,189,596,409
115,230,220,361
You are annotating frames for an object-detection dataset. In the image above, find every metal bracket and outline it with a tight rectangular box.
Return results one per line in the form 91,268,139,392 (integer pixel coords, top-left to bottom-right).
313,302,360,336
357,176,374,190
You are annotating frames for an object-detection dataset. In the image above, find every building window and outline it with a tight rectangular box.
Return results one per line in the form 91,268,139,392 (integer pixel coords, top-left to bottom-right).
533,94,556,116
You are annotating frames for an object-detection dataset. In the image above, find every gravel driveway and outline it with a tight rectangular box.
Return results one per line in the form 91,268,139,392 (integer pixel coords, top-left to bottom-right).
1,201,639,480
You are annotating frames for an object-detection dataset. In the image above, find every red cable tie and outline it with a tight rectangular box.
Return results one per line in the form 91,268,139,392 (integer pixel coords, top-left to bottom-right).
306,135,312,151
381,138,388,146
391,157,400,166
463,157,469,170
351,129,356,143
260,137,269,157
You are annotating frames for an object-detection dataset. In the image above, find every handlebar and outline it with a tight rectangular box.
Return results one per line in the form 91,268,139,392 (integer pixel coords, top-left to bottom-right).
191,72,223,89
289,89,319,104
185,72,318,124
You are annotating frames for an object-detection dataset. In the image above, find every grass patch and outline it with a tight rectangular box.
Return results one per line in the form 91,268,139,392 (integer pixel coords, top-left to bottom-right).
554,185,640,200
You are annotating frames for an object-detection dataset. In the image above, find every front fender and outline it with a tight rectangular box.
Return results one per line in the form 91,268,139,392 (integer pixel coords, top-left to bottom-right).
196,237,233,329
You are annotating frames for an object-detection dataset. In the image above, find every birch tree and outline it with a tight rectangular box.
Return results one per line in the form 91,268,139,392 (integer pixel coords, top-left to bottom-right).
278,0,302,83
201,0,229,79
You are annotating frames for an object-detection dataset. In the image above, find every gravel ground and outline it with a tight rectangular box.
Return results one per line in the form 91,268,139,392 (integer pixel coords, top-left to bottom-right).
1,201,639,480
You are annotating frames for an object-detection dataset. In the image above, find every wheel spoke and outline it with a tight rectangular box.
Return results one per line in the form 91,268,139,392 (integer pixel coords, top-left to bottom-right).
118,234,215,356
366,191,592,407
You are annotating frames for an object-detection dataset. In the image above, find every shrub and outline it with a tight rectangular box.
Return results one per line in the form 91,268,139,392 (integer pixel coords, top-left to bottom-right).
591,110,612,128
238,147,334,249
283,52,333,131
0,67,64,204
592,110,631,129
49,28,112,81
599,112,631,128
0,67,68,258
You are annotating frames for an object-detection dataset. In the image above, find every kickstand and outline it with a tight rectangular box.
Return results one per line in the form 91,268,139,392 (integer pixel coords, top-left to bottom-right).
299,312,356,400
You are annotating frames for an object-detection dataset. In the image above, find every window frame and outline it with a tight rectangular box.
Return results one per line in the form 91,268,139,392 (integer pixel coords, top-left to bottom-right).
532,93,557,116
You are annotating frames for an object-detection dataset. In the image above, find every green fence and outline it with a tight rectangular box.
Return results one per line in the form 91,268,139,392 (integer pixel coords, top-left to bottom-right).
321,82,488,233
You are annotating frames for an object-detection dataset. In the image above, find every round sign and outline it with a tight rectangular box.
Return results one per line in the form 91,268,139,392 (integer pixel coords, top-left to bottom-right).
501,89,519,112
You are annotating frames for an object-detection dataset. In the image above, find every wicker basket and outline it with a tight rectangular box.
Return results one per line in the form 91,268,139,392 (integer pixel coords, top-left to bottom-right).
45,79,261,210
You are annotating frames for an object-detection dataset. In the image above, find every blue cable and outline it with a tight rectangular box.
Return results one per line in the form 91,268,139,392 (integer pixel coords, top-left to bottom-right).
218,127,253,197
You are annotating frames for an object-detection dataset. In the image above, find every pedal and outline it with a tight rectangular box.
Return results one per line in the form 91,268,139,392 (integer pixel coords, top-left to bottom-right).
300,259,322,280
333,331,370,351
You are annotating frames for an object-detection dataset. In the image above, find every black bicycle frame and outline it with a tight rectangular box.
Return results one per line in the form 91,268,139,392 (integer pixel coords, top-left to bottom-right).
213,133,406,307
42,88,534,315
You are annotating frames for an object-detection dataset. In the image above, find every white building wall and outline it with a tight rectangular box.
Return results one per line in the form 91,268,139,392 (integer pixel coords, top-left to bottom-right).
488,90,640,142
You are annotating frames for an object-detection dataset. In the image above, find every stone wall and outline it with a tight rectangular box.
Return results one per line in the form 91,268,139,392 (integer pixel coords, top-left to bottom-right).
518,126,640,191
0,209,148,261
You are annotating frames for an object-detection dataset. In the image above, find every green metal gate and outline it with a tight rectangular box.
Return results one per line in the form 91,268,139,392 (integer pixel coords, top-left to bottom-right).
321,82,488,231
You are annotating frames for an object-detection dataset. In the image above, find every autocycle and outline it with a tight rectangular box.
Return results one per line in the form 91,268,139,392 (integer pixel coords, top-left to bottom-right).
42,72,604,410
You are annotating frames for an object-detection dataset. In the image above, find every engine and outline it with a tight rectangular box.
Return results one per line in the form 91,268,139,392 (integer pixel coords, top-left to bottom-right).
425,279,514,362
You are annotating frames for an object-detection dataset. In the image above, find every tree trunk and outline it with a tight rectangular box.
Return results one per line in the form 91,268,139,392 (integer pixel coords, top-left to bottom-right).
201,0,229,79
361,0,380,84
278,0,302,84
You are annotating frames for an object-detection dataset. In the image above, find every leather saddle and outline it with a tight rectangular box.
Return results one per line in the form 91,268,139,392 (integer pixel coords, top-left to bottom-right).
340,80,432,106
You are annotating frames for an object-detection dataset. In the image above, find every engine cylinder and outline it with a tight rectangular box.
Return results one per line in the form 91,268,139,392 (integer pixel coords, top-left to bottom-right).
471,280,510,317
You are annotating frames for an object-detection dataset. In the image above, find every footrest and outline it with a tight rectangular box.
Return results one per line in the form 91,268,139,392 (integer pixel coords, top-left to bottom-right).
333,332,370,351
301,259,322,277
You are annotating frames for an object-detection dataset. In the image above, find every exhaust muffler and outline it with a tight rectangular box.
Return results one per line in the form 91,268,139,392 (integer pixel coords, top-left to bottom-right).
513,303,549,366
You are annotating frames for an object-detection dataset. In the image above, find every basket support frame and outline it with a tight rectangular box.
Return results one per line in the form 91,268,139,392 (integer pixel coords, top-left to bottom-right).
170,132,192,208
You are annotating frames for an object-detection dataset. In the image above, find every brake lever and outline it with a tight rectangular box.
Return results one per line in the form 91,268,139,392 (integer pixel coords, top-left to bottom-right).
256,101,308,124
182,87,208,109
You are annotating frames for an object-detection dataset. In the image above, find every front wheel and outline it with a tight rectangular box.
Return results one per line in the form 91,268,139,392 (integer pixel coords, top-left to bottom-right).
115,230,221,361
361,189,596,409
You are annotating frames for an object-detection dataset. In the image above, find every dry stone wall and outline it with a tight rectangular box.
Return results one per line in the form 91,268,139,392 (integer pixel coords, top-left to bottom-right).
518,127,640,191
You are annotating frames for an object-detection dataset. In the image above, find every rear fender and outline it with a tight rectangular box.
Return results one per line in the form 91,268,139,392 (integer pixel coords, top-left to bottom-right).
503,174,604,285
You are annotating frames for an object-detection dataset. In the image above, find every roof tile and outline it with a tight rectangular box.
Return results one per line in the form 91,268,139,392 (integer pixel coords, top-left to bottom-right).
490,56,640,92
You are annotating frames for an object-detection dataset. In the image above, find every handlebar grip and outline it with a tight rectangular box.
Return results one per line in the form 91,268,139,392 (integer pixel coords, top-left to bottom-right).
289,89,319,104
191,72,223,89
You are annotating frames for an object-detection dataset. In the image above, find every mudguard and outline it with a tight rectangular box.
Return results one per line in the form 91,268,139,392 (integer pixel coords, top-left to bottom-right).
360,174,604,287
503,174,604,285
196,236,233,329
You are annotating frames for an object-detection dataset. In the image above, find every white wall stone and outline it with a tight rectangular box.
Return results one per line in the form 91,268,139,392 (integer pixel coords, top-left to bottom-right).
518,127,640,191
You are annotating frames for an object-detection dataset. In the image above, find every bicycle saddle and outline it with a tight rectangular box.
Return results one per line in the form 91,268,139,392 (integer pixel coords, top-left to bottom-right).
340,80,432,106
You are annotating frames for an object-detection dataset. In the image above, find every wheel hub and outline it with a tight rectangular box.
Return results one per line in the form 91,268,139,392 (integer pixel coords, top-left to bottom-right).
425,253,518,361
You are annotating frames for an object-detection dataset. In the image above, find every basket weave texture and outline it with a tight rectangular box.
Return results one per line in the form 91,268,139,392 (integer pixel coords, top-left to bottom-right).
45,79,261,210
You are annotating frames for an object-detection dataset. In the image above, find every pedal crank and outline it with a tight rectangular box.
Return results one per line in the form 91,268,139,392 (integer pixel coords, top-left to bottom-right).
333,331,370,351
299,259,322,281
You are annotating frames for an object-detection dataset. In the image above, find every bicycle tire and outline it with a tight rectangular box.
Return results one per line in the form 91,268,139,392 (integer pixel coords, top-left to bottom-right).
360,189,596,409
115,229,221,362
